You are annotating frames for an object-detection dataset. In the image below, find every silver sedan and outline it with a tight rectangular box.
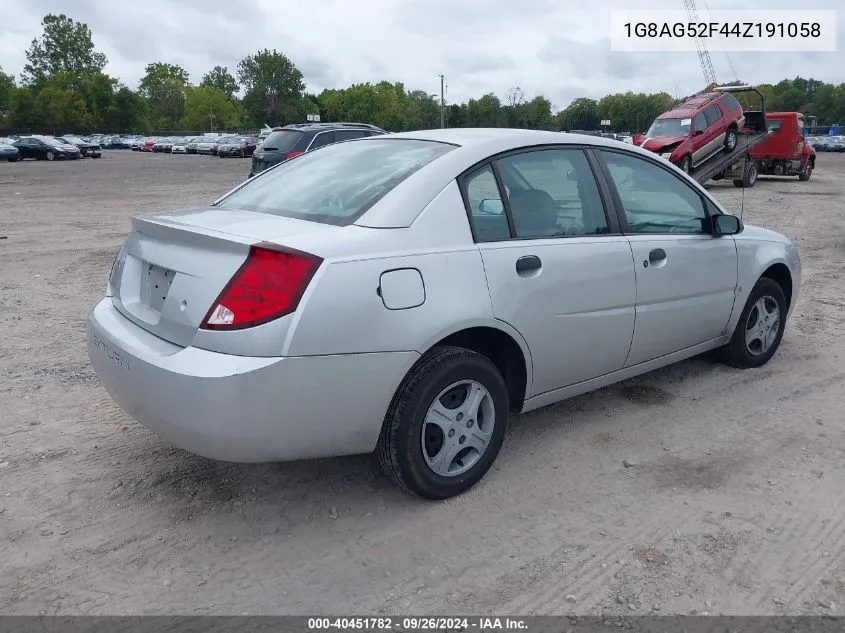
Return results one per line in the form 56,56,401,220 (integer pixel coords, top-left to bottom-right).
87,129,801,499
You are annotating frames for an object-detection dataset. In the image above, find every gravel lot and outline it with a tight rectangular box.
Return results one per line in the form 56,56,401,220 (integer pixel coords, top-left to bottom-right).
1,149,844,616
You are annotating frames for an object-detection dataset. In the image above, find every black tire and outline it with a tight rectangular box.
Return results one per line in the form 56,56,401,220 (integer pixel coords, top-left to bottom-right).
7,157,17,162
678,155,692,173
720,277,787,369
733,161,758,188
798,163,812,181
45,151,55,161
724,127,738,152
376,345,509,500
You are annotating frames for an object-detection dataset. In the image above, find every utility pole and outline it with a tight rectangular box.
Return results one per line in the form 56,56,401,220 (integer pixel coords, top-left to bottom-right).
439,74,445,129
208,108,216,132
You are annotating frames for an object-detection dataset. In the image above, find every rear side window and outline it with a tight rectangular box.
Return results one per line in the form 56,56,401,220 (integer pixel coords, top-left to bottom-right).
216,139,455,226
721,93,742,112
261,130,304,152
704,105,722,126
767,120,783,133
309,131,335,149
334,130,367,141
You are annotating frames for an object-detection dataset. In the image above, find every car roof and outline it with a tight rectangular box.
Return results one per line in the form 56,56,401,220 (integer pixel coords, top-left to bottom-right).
658,92,724,119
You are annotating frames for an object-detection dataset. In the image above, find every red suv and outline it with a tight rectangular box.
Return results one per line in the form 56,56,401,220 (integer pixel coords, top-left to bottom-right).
634,91,745,173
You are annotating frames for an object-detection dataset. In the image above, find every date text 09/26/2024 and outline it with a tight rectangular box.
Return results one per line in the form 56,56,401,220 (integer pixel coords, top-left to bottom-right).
307,617,528,631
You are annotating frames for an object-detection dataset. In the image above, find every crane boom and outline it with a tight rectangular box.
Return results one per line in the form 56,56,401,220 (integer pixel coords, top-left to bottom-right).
682,0,717,86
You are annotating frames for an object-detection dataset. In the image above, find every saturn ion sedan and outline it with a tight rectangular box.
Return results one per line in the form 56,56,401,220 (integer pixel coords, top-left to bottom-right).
87,128,801,499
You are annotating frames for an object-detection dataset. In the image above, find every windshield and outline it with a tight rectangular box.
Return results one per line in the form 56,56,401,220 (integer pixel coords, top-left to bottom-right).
43,137,65,146
218,136,240,144
646,117,691,138
260,130,304,152
217,138,455,226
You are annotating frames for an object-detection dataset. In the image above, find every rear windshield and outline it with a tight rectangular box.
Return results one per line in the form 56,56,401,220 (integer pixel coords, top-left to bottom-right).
216,138,455,226
260,130,304,152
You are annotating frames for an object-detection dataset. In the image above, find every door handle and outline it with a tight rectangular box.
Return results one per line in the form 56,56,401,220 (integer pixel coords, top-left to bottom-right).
648,248,666,263
516,255,542,273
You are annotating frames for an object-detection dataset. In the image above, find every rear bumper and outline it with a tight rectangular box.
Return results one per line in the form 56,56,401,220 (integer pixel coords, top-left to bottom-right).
87,298,417,463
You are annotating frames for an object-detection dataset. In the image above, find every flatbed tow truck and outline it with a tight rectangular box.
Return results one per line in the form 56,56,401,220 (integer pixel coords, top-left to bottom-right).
667,85,771,188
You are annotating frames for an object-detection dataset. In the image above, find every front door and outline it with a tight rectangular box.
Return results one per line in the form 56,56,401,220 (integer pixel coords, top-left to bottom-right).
461,147,636,397
597,149,739,366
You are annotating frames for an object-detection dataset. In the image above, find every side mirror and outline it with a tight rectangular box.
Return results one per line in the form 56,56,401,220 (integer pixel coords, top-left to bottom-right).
478,199,504,215
711,213,743,236
694,129,704,136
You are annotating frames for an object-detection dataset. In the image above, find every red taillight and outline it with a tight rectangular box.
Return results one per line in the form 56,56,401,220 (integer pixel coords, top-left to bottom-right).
285,150,303,160
200,243,322,331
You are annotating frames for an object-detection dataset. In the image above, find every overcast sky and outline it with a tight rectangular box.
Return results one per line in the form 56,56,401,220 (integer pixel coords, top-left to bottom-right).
0,0,841,110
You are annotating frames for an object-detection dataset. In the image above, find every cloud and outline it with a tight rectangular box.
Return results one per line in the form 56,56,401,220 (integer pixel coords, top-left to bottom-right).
0,0,841,109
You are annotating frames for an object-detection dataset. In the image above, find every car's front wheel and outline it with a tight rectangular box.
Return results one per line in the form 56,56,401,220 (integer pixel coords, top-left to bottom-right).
720,277,787,369
678,155,692,173
377,345,509,499
45,151,55,161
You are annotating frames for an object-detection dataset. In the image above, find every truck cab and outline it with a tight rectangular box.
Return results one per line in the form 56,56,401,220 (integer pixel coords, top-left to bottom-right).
749,112,816,181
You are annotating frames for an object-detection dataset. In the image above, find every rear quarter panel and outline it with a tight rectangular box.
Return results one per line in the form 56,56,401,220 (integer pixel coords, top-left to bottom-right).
285,182,502,357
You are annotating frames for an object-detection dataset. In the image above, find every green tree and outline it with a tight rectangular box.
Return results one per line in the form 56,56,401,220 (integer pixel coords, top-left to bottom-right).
139,62,190,129
181,85,242,130
556,97,599,130
22,14,107,85
237,49,305,126
0,67,14,118
109,86,149,133
201,65,238,100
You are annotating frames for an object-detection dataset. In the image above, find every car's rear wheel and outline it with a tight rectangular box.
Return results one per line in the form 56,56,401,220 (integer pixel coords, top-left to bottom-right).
377,345,509,500
725,127,738,152
733,160,758,188
720,277,787,369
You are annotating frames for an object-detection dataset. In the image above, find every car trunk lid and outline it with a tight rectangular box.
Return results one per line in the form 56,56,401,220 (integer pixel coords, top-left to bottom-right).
109,207,337,348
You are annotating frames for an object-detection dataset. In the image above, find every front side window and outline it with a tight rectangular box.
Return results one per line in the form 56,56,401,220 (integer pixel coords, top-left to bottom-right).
495,149,609,238
693,113,707,133
600,150,707,234
217,138,455,226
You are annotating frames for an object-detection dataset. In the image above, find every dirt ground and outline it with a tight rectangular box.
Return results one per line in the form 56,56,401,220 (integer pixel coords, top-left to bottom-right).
1,149,844,617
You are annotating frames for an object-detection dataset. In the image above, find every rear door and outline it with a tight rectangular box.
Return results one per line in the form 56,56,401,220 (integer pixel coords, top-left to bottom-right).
307,131,335,151
597,148,738,366
461,147,637,396
693,105,725,165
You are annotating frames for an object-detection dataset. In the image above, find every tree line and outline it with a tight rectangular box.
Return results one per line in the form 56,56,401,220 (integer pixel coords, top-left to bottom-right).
1,14,844,136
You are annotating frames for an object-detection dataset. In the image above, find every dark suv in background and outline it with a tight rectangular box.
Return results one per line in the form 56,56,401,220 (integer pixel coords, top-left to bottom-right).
249,122,386,177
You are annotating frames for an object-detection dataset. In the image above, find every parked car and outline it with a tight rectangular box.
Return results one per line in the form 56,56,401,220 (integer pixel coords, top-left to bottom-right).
87,128,801,500
217,136,259,158
250,122,386,177
825,136,845,152
196,138,224,155
634,90,746,173
171,137,194,154
185,138,207,154
153,137,177,153
61,135,102,158
0,139,20,162
141,138,159,152
13,136,80,160
749,112,816,182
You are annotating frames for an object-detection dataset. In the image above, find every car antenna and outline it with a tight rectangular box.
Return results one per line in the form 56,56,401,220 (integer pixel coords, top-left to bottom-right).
739,181,745,221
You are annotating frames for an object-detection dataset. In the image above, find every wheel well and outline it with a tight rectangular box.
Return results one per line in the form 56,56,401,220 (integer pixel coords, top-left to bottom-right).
435,327,528,412
729,122,739,131
761,263,793,310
